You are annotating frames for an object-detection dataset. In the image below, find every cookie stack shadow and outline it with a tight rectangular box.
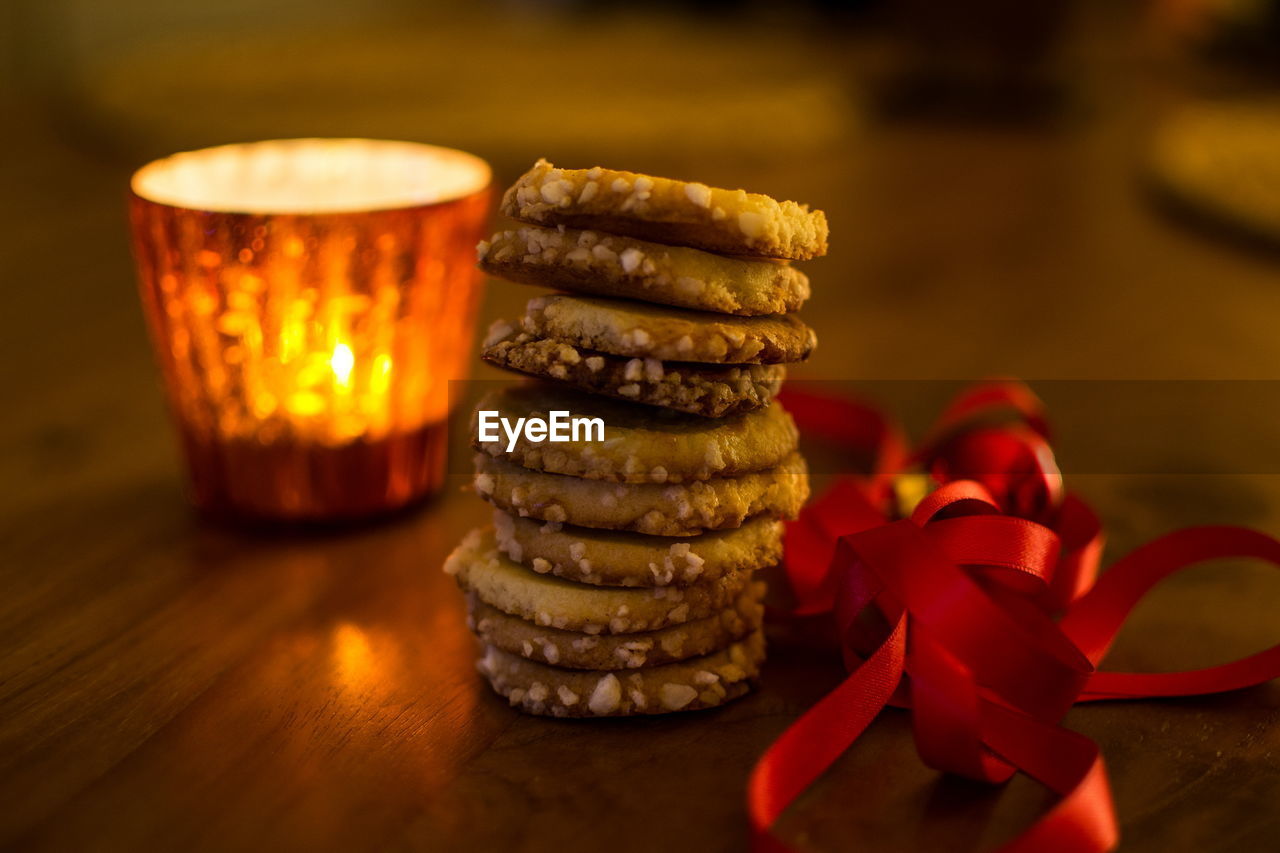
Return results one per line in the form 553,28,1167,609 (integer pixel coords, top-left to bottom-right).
445,159,827,717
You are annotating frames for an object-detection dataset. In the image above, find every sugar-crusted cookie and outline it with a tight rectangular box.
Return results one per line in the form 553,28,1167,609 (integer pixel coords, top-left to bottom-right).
467,582,763,670
492,510,783,587
472,384,798,483
473,452,809,536
476,629,765,717
481,325,785,418
477,225,810,316
445,527,752,633
501,159,827,260
518,295,815,364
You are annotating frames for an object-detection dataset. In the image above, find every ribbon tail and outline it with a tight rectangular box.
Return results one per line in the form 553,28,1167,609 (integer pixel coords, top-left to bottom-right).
749,616,906,851
1081,644,1280,701
982,703,1119,853
1061,526,1280,665
1062,526,1280,702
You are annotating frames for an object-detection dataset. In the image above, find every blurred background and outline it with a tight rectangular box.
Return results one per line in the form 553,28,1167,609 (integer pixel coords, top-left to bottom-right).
5,0,1280,514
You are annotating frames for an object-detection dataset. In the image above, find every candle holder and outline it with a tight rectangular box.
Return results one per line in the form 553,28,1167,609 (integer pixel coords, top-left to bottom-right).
129,139,491,521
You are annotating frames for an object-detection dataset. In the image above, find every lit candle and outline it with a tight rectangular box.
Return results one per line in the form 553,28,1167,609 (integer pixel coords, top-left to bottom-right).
129,139,491,520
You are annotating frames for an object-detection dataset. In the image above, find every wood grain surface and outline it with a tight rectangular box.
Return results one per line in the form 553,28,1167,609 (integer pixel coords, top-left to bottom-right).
1,6,1279,852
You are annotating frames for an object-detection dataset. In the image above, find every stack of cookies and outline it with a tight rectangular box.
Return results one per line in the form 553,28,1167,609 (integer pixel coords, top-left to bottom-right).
445,159,826,717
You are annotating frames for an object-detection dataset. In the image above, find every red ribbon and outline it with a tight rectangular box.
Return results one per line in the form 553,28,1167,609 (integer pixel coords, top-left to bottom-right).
751,382,1280,852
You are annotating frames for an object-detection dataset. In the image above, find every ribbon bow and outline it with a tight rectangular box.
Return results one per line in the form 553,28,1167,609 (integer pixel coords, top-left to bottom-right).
749,382,1280,853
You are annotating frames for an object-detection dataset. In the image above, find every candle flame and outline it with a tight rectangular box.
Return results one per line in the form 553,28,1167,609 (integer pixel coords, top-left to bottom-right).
330,342,355,388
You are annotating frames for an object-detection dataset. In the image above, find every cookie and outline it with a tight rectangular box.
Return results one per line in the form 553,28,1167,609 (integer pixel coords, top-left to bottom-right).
473,452,809,536
476,629,766,717
492,510,783,588
481,324,785,418
467,581,764,670
477,225,810,316
445,527,753,633
472,383,798,483
517,295,815,365
501,160,827,260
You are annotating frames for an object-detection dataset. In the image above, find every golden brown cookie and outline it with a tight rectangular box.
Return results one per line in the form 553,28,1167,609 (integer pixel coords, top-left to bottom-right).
472,383,798,483
517,295,815,364
476,629,765,717
477,224,810,315
473,452,809,536
467,582,764,670
500,159,828,260
481,323,785,418
492,510,783,587
445,527,754,633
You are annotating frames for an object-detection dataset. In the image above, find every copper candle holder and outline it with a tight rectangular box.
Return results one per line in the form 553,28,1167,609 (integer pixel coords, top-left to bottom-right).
129,139,491,521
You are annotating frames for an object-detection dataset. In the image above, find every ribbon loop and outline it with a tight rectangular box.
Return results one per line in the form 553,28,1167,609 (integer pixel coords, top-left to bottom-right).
845,520,1092,720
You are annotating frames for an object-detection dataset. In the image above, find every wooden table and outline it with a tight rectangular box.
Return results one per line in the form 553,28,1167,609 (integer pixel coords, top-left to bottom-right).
2,10,1278,852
